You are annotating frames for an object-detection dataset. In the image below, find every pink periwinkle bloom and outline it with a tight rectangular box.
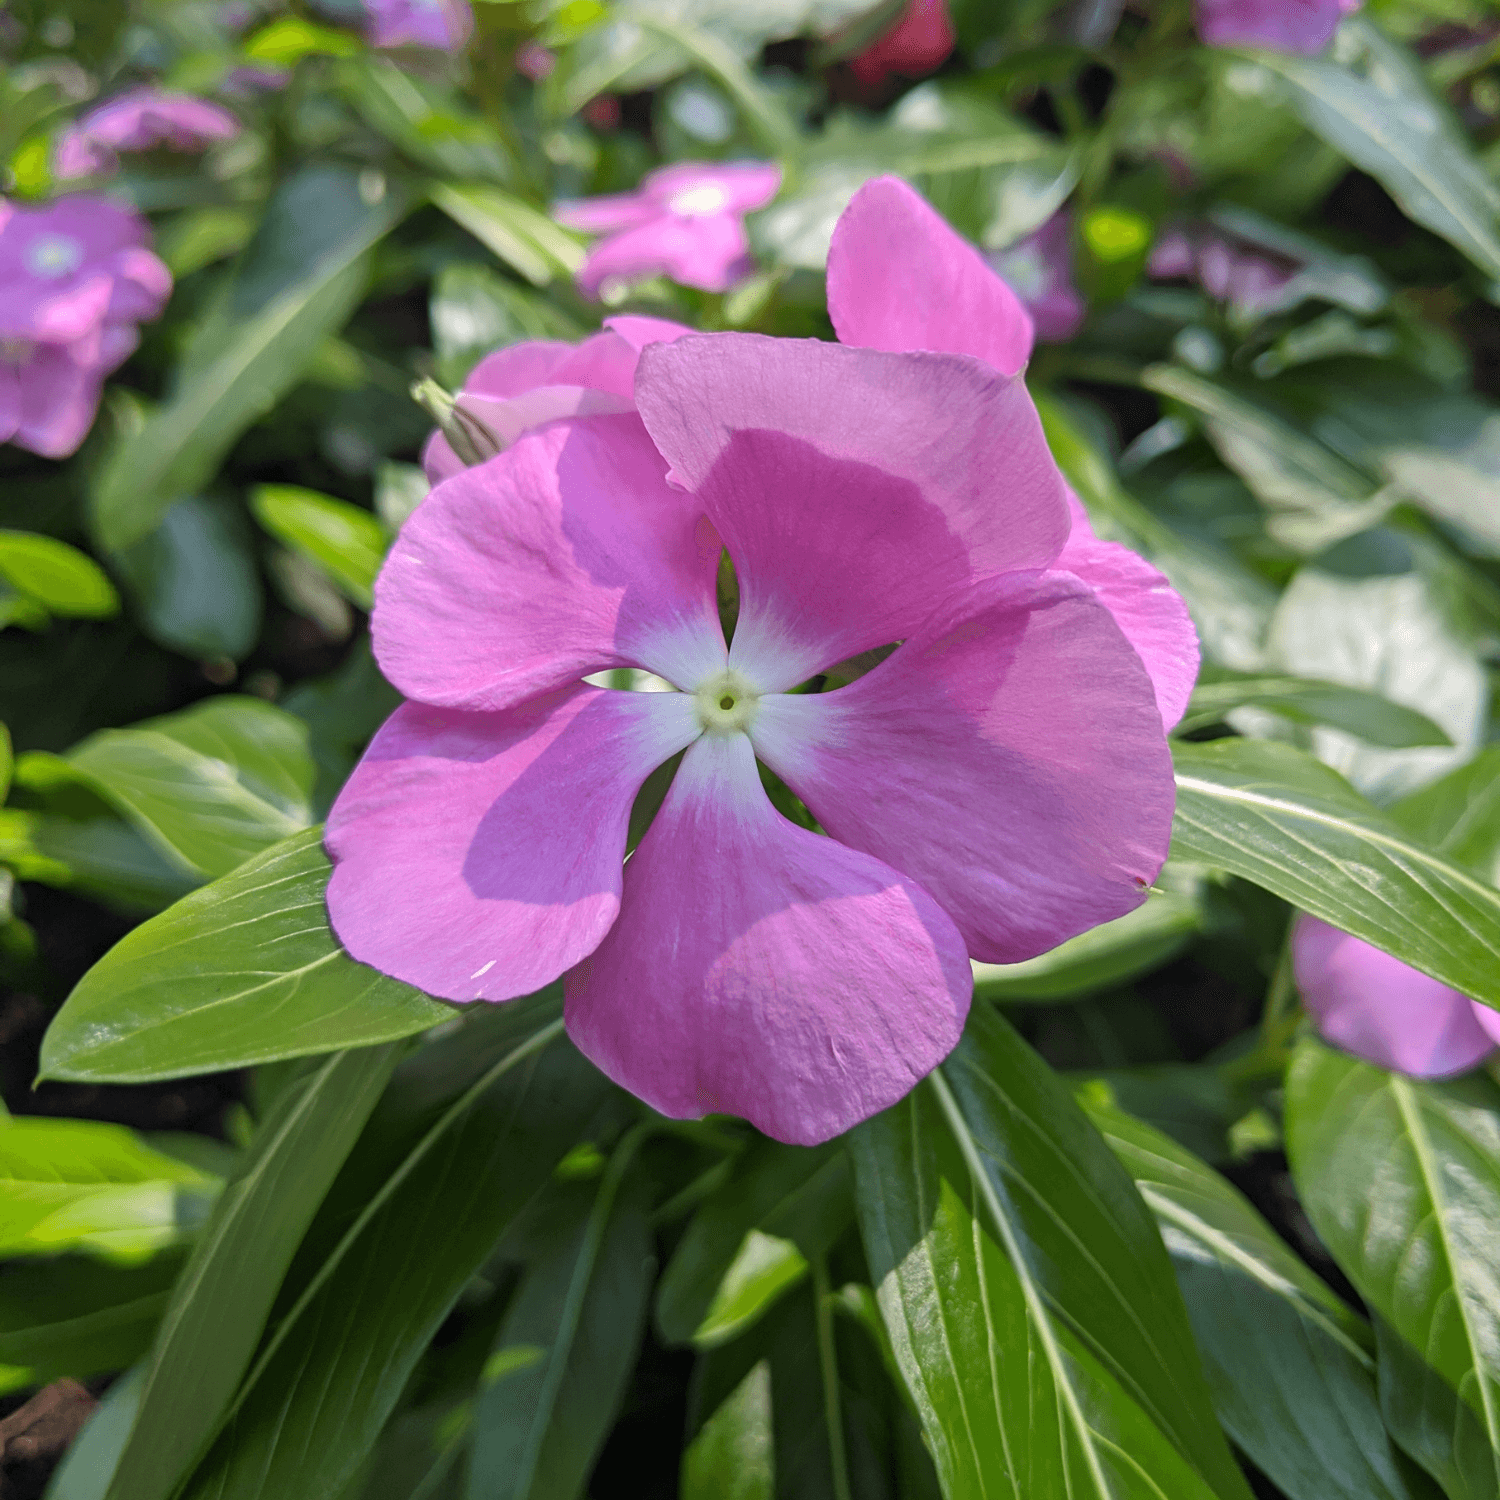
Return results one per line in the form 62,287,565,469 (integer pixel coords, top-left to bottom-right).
327,177,1194,1145
1292,915,1500,1077
0,194,171,458
554,162,782,299
1195,0,1362,54
987,213,1086,344
55,89,241,180
1148,224,1300,320
364,0,474,51
849,0,956,84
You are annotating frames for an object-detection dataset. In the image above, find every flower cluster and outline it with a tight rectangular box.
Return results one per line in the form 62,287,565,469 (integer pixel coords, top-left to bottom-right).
55,88,240,181
328,178,1197,1144
0,195,170,458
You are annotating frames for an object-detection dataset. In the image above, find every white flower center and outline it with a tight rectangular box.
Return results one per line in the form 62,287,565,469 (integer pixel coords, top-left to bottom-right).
694,668,760,735
669,184,730,217
26,234,84,280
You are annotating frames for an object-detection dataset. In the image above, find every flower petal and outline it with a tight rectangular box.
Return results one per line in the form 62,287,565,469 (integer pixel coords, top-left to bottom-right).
827,176,1033,377
375,413,726,711
1055,492,1200,729
326,686,700,1003
1292,916,1494,1077
565,732,971,1145
634,333,1069,689
752,572,1176,963
575,213,752,296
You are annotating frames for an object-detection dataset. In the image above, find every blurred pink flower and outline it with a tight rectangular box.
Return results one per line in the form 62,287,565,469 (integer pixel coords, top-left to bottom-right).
55,88,241,180
364,0,473,51
1292,915,1500,1076
422,313,691,485
849,0,955,84
0,194,171,458
516,41,555,80
1148,224,1300,319
988,213,1086,343
1195,0,1362,54
554,161,781,298
220,65,292,97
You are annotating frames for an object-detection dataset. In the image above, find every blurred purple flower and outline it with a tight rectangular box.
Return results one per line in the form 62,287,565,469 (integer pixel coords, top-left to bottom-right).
364,0,474,51
1148,224,1300,319
0,194,171,458
1195,0,1362,54
850,0,956,84
516,41,555,80
220,65,291,97
55,88,241,180
1292,915,1500,1077
554,161,782,299
988,213,1086,343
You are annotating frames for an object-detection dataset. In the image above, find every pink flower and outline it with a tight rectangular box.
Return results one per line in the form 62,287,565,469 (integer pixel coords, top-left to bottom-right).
364,0,474,51
0,194,171,458
1195,0,1362,54
987,213,1086,344
554,162,782,298
849,0,956,84
55,89,241,180
1148,224,1299,320
326,179,1187,1145
1292,915,1500,1076
421,314,692,485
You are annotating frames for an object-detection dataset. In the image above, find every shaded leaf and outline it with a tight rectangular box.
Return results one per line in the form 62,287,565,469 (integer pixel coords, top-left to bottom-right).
250,485,388,610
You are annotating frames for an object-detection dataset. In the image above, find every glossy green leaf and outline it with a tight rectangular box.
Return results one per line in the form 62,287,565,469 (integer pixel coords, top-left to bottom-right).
431,183,584,287
0,1118,220,1264
91,167,404,554
683,1360,774,1500
1171,737,1500,1009
103,1044,401,1500
250,485,388,609
1390,746,1500,886
1083,1090,1439,1500
0,531,118,618
851,1005,1250,1499
66,696,315,882
175,1007,612,1500
1259,19,1500,281
656,1140,850,1347
1180,666,1454,749
1286,1038,1500,1494
40,828,451,1083
467,1165,652,1499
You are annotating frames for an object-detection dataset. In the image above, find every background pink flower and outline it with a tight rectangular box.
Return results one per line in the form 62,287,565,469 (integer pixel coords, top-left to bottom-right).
0,194,171,458
554,161,781,298
850,0,956,84
1195,0,1362,54
363,0,474,50
988,212,1087,343
1148,223,1301,320
1292,915,1500,1076
55,89,241,180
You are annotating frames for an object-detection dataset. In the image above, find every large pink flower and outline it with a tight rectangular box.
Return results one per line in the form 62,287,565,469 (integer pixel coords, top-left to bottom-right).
55,89,241,180
554,162,782,298
1293,915,1500,1076
0,194,171,458
1195,0,1361,54
327,184,1185,1145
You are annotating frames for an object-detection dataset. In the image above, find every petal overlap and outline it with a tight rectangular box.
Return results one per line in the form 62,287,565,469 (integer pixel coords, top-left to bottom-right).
565,733,972,1145
376,413,727,711
327,686,700,1003
751,572,1176,963
635,333,1069,688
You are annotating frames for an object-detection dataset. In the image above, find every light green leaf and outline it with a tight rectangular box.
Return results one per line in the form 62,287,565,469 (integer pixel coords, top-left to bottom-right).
66,696,316,882
682,1360,773,1500
45,1364,146,1500
431,183,584,287
0,532,118,619
1389,746,1500,887
429,263,584,389
250,486,388,610
0,1118,220,1264
1170,737,1500,1009
40,827,451,1083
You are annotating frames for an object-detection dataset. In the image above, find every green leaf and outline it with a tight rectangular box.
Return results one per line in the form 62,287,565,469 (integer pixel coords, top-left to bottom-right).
683,1359,774,1500
0,532,118,619
851,1006,1250,1499
467,1161,652,1499
430,184,584,288
40,828,451,1083
91,167,404,554
46,1364,147,1500
1258,18,1500,282
1083,1089,1439,1500
1286,1038,1500,1495
103,1045,401,1500
656,1140,850,1348
1170,737,1500,1009
1180,666,1454,749
429,263,583,388
0,1117,220,1264
1389,746,1500,886
250,486,388,610
175,1006,612,1500
65,696,315,882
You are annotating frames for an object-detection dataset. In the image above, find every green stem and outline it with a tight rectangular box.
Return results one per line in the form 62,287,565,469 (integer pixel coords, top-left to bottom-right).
812,1257,855,1500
